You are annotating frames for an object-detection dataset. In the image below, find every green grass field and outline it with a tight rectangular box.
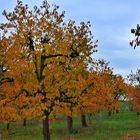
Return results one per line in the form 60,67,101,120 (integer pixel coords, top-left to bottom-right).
1,111,140,140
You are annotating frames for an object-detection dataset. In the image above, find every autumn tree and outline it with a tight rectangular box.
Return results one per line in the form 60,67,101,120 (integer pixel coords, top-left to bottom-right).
127,70,140,114
58,64,93,132
67,59,112,127
71,59,113,126
87,60,129,117
62,61,99,130
0,1,97,140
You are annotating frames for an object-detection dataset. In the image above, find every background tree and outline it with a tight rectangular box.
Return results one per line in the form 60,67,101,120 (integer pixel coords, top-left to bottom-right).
88,59,129,117
127,70,140,115
130,24,140,48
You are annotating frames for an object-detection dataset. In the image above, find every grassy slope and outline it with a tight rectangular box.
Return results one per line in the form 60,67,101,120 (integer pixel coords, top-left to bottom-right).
1,111,140,140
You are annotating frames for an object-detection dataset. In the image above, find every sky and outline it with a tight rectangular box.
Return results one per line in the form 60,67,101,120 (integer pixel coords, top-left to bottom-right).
0,0,140,78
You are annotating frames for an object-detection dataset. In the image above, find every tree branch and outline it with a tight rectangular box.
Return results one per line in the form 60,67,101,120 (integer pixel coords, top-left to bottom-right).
0,77,14,85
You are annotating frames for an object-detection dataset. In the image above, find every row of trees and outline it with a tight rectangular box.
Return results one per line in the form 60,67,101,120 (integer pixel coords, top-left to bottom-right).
0,1,139,140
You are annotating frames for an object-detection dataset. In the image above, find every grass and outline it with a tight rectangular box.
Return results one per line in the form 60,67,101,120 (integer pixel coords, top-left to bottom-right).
1,111,140,140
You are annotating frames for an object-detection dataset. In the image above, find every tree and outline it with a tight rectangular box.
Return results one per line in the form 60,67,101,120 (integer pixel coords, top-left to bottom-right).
73,60,113,121
88,60,129,117
127,70,140,114
0,1,97,140
60,66,92,132
130,24,140,48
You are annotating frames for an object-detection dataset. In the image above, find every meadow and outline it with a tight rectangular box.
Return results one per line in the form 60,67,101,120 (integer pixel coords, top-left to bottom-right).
1,111,140,140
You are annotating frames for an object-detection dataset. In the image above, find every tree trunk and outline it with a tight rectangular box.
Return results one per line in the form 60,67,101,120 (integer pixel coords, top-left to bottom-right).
108,111,112,117
116,109,119,114
87,114,93,124
7,123,10,130
130,105,133,111
43,111,50,140
81,114,88,127
67,115,73,133
23,118,27,126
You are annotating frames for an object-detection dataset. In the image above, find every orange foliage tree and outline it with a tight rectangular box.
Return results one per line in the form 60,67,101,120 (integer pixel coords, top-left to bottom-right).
0,1,97,140
85,60,129,117
67,59,115,127
127,70,140,114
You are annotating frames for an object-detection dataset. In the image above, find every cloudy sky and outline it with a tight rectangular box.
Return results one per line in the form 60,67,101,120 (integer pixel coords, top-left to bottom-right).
0,0,140,77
